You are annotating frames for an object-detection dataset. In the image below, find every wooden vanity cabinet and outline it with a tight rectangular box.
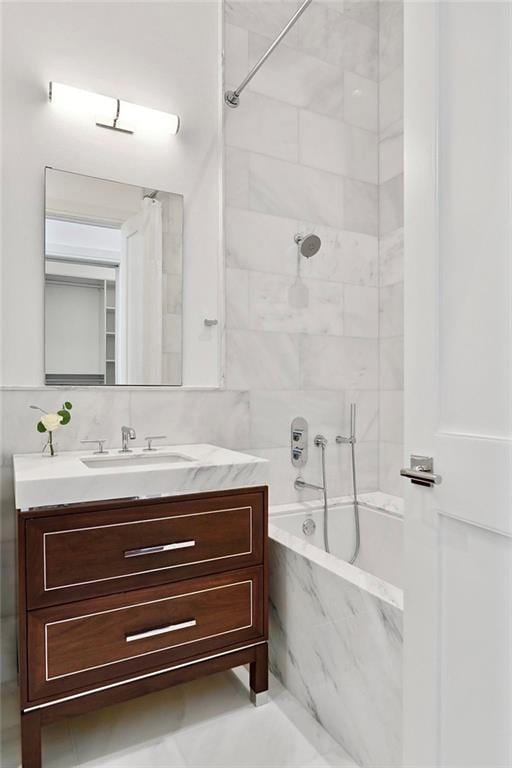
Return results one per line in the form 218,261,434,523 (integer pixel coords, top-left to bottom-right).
17,486,268,768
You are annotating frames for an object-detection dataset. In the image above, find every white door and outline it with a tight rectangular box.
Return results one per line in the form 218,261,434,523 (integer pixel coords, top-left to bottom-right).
403,2,512,766
119,213,144,383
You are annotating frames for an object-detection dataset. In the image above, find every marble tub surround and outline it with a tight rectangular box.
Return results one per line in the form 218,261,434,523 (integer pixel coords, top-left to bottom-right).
357,489,403,516
269,529,403,766
269,492,403,607
269,490,403,520
269,517,402,610
13,443,268,509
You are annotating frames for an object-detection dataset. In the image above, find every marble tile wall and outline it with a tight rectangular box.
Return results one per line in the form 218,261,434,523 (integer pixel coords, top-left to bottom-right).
224,0,381,506
378,0,404,496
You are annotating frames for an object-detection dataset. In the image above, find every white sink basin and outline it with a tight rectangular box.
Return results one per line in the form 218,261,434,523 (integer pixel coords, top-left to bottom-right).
81,452,195,469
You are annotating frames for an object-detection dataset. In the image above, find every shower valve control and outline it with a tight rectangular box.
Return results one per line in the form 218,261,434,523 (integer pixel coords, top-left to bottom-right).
291,417,308,468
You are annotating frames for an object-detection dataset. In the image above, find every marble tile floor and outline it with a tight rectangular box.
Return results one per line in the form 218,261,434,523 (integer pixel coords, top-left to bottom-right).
0,669,357,768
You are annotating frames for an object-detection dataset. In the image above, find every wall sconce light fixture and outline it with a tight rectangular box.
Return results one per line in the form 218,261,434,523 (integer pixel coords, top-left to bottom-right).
48,82,180,136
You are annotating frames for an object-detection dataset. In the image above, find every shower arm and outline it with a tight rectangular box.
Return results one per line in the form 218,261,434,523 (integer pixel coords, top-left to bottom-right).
224,0,313,108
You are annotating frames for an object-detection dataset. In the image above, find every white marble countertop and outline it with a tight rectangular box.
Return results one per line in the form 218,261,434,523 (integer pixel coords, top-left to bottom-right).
13,444,268,510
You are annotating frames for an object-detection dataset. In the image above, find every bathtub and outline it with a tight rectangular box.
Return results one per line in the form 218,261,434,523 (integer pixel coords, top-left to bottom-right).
268,493,403,768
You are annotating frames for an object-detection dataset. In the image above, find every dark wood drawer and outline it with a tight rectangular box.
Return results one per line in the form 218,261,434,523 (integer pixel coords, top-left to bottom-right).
25,490,265,608
27,567,264,702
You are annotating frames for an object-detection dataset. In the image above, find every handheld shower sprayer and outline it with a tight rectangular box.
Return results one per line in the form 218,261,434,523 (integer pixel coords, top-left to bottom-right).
336,403,356,445
336,403,360,564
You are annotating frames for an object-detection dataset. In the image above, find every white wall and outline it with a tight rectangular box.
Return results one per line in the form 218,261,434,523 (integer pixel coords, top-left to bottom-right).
1,1,221,386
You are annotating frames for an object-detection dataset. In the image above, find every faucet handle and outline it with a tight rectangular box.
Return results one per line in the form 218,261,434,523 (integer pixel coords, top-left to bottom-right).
143,435,167,452
81,439,108,455
292,446,303,461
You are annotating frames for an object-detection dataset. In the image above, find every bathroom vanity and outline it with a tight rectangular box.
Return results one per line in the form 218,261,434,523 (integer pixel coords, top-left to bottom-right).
14,445,268,768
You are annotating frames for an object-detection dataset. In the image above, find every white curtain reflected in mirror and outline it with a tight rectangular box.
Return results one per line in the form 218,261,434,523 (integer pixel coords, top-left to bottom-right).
44,169,183,385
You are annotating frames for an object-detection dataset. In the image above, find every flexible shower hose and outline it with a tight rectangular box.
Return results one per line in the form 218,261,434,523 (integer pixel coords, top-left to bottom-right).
319,440,330,553
348,437,360,565
321,403,361,563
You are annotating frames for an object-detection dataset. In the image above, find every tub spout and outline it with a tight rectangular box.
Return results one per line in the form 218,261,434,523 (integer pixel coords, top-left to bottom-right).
294,476,324,492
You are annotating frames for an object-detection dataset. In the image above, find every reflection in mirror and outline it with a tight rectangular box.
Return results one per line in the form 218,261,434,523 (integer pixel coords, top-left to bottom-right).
44,168,183,386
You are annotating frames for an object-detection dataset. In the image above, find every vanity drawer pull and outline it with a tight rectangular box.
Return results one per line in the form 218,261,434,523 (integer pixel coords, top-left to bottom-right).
26,491,264,609
124,540,196,558
27,568,264,699
125,618,197,643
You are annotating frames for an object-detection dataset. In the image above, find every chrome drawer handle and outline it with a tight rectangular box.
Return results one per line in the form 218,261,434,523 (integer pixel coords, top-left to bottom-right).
125,618,197,643
124,540,196,558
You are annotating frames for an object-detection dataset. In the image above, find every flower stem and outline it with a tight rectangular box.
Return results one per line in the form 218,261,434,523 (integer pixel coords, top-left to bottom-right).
49,432,55,457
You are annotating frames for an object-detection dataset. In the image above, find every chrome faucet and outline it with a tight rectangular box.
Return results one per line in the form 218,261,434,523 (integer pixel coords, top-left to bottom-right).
294,435,328,492
120,425,136,453
294,477,324,492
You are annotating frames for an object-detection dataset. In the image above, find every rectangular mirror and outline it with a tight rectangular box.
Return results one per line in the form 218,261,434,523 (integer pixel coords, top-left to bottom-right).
44,168,183,386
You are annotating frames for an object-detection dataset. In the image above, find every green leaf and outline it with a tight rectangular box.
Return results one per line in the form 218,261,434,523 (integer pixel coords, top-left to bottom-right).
64,401,72,410
37,421,47,433
58,409,71,425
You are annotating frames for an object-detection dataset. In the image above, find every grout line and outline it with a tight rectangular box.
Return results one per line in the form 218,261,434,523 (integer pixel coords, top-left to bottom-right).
227,326,380,342
226,142,379,188
242,23,380,79
228,203,378,239
226,263,380,290
225,202,379,243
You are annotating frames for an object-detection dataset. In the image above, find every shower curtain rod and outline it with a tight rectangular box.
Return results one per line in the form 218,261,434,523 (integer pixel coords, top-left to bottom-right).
224,0,313,108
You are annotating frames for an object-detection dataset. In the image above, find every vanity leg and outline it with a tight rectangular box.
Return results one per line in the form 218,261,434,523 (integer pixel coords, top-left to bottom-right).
250,643,269,706
21,710,42,768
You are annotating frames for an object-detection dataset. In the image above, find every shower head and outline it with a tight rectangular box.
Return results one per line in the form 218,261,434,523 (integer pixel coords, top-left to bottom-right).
289,232,321,309
295,233,321,258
